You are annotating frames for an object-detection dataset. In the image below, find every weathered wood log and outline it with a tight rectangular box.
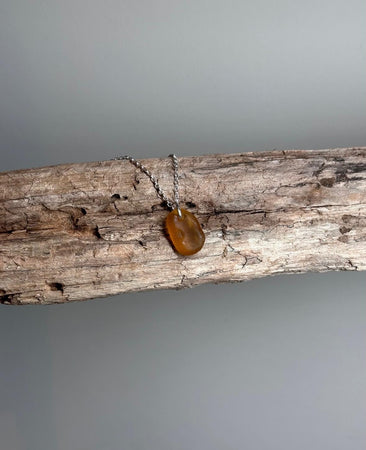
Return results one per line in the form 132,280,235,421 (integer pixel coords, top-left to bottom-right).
0,147,365,305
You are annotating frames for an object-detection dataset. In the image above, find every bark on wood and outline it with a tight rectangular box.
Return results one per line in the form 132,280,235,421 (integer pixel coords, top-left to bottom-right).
0,147,365,305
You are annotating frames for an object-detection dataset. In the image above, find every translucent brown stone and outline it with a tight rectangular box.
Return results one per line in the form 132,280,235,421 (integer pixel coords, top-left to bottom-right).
165,208,205,256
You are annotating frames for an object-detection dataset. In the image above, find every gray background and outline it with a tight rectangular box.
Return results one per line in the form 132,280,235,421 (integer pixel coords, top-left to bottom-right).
0,1,365,449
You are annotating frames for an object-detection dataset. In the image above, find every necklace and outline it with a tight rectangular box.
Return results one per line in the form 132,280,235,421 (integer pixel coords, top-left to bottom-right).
113,154,205,256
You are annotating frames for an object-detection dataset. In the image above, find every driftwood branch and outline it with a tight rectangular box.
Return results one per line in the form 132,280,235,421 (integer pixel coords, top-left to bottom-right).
0,147,365,305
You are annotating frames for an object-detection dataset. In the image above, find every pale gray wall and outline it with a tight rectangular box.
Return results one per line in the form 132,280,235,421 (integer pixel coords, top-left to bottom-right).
0,1,365,449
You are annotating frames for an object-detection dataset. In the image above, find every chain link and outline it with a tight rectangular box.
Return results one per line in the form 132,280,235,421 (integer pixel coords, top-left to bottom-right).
170,153,180,210
112,154,182,216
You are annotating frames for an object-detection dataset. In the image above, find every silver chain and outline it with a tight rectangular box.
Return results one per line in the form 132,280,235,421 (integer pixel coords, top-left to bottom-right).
112,154,182,216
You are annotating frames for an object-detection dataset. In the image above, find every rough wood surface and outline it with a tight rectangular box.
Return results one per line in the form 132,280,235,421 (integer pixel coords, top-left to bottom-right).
0,147,365,305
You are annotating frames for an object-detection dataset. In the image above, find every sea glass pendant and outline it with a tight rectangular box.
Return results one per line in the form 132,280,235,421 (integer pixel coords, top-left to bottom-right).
165,208,205,256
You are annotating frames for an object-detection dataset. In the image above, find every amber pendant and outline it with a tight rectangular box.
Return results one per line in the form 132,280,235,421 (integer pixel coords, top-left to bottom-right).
165,208,205,256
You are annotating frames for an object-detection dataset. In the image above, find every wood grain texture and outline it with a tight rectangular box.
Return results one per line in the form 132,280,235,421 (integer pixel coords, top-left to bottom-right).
0,147,365,305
